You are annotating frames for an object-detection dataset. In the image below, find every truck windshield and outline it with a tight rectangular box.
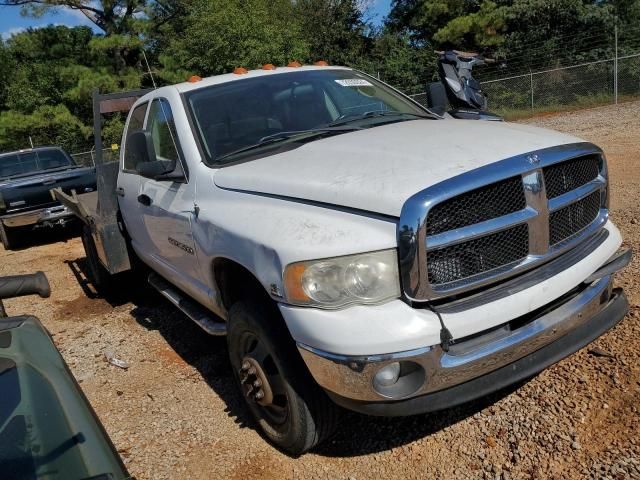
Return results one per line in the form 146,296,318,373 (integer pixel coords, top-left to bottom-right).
0,149,75,179
185,69,434,165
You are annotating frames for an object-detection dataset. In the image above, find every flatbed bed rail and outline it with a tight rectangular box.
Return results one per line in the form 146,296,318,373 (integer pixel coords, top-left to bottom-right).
52,88,152,275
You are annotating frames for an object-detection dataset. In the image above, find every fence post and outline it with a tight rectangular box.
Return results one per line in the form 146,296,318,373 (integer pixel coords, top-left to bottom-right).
614,24,618,104
530,71,534,111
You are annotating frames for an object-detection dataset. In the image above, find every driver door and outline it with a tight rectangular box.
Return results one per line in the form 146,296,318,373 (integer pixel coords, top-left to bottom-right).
138,98,203,290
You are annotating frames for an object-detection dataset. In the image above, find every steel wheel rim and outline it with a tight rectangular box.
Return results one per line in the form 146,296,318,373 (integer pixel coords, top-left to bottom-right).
236,331,289,426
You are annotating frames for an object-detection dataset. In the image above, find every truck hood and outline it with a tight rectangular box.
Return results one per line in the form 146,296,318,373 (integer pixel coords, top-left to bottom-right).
213,119,584,217
0,166,96,214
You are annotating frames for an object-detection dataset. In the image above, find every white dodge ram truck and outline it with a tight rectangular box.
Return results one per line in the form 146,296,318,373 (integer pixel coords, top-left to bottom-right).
60,65,630,454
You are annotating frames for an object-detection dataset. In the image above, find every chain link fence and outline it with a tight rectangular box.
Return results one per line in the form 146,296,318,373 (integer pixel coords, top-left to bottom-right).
407,52,640,118
70,147,120,167
480,53,640,117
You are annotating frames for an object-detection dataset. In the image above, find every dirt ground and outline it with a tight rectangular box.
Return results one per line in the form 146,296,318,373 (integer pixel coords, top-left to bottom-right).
1,101,639,480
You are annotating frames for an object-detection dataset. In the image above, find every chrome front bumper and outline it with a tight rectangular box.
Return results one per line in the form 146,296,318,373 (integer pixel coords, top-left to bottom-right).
1,205,74,228
298,249,631,407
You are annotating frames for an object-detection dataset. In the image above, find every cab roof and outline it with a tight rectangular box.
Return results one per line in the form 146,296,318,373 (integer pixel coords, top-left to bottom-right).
173,65,351,94
0,146,65,158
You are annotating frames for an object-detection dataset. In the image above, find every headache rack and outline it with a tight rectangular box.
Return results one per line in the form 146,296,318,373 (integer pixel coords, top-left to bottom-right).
53,89,151,274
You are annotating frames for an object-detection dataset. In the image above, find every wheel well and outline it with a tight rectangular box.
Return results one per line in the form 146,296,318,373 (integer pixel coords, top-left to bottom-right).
213,258,272,311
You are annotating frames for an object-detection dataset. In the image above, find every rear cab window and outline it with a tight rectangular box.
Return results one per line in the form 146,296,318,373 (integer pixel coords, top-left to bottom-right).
0,149,74,179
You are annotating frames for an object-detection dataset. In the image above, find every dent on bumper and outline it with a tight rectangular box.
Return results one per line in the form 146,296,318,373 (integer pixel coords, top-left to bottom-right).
1,205,73,228
298,272,627,409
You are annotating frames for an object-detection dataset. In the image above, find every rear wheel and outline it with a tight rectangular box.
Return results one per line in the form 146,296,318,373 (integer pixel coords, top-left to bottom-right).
0,223,21,250
227,300,339,455
81,224,113,293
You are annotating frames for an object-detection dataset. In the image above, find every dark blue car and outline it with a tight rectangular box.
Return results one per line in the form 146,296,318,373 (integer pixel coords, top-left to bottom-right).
0,147,96,250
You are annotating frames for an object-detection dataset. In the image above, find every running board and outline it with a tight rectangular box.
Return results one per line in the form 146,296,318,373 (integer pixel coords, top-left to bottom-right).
148,273,227,335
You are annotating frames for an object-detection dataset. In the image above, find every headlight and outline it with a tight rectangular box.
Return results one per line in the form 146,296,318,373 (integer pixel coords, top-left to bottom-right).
283,249,401,308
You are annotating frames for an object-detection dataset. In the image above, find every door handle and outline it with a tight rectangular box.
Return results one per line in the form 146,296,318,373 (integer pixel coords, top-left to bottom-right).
116,187,125,197
137,194,152,206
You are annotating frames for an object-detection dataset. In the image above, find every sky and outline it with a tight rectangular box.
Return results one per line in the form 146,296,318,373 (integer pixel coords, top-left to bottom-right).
0,1,393,40
0,5,98,40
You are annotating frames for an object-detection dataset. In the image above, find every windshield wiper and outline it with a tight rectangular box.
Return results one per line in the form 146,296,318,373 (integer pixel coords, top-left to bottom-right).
328,110,434,127
258,125,364,143
215,126,363,163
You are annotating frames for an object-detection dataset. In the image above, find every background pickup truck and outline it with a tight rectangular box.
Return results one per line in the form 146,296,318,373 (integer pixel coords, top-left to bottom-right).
0,147,96,250
55,65,631,455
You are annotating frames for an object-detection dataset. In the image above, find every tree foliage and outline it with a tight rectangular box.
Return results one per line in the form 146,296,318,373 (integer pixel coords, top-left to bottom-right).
0,0,637,153
0,104,90,152
159,0,310,78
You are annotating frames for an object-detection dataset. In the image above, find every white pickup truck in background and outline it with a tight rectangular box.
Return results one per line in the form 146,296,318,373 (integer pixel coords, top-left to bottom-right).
56,65,631,454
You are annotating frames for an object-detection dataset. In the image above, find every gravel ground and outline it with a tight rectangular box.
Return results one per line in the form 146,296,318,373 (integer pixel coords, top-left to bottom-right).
1,101,639,480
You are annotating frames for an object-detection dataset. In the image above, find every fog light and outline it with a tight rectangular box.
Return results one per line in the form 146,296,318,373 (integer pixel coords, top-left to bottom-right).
374,362,401,387
372,361,426,399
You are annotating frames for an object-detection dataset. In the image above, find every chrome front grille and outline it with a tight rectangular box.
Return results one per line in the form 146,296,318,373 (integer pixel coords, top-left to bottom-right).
543,155,600,199
427,224,529,286
398,143,609,301
549,190,601,246
426,177,526,236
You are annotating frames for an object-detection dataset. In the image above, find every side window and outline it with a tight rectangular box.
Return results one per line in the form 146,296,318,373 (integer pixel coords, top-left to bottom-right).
146,98,180,162
123,102,148,171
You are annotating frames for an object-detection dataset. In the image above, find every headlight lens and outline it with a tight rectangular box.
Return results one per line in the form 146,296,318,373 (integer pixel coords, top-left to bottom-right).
283,249,400,308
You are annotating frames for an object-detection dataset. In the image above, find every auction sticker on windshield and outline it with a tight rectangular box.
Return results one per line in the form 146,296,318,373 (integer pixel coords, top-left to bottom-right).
335,79,374,87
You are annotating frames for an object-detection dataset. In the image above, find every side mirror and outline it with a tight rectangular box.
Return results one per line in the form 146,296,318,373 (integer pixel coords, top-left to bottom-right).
426,81,448,116
127,130,186,182
126,130,156,169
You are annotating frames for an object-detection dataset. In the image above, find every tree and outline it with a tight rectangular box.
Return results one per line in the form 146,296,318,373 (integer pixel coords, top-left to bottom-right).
0,104,90,152
293,0,372,66
159,0,310,79
0,43,15,109
0,25,147,152
0,0,174,36
0,0,182,76
365,31,437,93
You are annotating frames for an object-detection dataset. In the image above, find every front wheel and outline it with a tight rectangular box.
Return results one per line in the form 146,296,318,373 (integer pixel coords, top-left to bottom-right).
227,300,339,455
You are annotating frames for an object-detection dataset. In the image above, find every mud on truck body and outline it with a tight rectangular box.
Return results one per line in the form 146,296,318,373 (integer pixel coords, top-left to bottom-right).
55,65,631,455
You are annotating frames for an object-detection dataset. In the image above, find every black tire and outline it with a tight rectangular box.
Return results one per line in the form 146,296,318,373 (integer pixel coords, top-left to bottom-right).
227,300,339,455
81,224,113,293
0,223,21,250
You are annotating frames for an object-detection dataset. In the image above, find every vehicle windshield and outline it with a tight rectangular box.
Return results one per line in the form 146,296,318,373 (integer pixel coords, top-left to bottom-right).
0,149,75,179
185,69,433,165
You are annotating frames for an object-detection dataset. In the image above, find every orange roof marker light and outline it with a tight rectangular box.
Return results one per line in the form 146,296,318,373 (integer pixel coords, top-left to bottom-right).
287,61,302,68
314,60,329,66
233,67,248,75
188,75,202,83
262,64,276,70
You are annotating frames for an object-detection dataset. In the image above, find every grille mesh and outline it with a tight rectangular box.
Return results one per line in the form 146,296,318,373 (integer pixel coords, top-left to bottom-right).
427,224,529,285
543,155,600,199
426,177,526,236
549,191,601,246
